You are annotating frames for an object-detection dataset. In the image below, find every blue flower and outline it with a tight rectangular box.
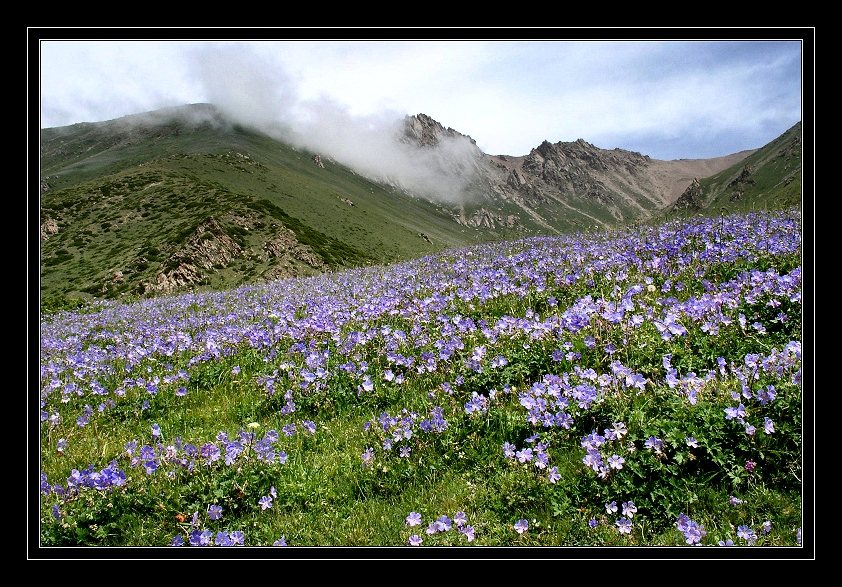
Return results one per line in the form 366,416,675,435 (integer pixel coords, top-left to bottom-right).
454,511,467,527
514,519,529,534
215,531,233,546
616,518,632,534
208,504,223,521
406,512,422,527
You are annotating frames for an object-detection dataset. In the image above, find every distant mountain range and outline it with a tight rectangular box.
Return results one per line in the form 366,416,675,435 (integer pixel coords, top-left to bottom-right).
39,104,800,304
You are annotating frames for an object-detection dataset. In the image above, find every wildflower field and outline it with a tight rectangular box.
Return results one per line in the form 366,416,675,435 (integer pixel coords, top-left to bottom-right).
37,208,805,549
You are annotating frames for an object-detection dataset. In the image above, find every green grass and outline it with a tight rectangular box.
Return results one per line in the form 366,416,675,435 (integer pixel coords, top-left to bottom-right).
40,117,515,304
664,122,802,220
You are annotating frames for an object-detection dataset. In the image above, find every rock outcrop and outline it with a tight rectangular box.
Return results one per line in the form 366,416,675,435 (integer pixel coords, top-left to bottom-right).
41,218,59,240
728,164,755,201
398,114,744,230
142,218,244,294
673,178,703,211
263,226,324,269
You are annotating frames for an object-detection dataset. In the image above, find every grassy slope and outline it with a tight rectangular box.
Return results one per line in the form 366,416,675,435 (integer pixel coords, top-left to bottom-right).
41,119,521,303
664,122,802,218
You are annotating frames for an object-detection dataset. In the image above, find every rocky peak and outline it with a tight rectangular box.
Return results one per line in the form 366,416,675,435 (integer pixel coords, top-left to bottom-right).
402,113,478,149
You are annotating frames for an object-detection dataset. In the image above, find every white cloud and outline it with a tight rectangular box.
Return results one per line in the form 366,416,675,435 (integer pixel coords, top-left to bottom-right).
39,39,802,161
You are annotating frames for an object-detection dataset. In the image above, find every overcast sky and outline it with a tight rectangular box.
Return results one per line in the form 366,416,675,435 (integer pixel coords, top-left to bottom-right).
38,39,802,160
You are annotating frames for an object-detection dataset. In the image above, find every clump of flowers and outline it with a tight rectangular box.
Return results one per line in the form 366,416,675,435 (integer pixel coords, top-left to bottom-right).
404,510,476,544
675,513,707,545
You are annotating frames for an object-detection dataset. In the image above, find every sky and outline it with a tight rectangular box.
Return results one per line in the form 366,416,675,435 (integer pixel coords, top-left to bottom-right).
38,38,803,161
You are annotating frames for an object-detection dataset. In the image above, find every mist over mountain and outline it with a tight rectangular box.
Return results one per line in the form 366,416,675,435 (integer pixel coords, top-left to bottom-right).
39,101,799,305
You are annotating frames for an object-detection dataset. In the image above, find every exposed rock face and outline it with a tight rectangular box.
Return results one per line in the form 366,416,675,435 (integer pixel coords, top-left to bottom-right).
399,114,751,230
728,164,755,201
455,208,519,229
143,262,203,295
263,226,324,269
403,113,480,149
313,154,324,168
142,218,244,294
673,178,703,211
41,218,59,240
130,210,330,296
181,218,243,271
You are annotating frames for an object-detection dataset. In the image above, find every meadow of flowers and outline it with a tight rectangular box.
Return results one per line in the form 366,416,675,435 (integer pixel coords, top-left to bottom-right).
38,208,804,549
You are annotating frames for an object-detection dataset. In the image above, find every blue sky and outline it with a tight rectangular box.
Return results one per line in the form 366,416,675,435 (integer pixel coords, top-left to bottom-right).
38,39,803,160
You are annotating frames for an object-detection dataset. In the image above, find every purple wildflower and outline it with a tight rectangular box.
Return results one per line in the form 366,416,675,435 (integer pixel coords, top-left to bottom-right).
616,518,632,534
764,417,775,434
454,511,467,527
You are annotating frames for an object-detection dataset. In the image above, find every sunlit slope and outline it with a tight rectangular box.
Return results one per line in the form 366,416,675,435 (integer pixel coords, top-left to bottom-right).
666,122,801,216
40,107,508,303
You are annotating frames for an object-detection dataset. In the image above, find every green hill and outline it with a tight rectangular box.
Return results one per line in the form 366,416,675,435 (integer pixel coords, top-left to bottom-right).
39,104,801,309
667,122,801,215
39,105,512,307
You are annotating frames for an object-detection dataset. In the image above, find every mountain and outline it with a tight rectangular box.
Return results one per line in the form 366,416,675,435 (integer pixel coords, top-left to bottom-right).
668,121,802,214
397,113,754,232
39,105,490,304
39,104,783,305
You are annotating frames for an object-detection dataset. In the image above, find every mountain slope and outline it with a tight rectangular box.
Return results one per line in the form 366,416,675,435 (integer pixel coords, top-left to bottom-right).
668,121,802,214
40,106,507,303
39,104,779,304
400,113,754,232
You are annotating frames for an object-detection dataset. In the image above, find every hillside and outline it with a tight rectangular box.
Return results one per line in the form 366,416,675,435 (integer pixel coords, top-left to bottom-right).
40,104,775,304
40,106,496,304
402,113,753,232
668,122,802,214
37,207,803,548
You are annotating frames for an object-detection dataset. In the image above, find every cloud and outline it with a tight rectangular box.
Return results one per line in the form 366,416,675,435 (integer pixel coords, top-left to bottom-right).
39,40,802,163
187,43,482,204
